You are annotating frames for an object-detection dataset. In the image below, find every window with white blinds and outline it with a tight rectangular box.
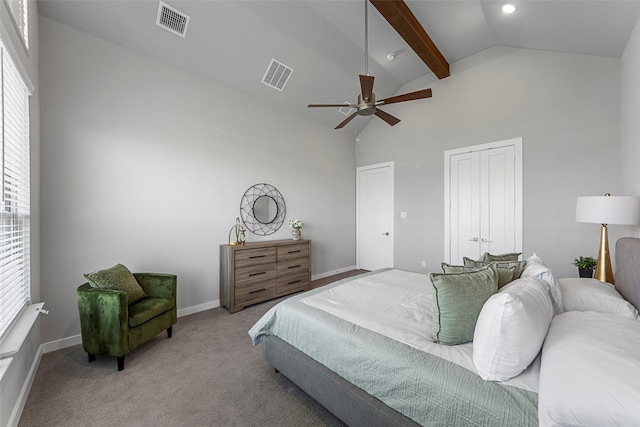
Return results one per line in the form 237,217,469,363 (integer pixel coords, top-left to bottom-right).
4,0,29,49
0,43,31,339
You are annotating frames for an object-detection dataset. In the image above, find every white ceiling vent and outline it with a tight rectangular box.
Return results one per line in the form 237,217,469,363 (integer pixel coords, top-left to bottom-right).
261,59,293,91
338,104,354,116
156,2,190,38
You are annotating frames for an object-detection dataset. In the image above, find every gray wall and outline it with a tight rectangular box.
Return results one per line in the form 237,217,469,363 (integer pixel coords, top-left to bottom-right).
38,17,356,344
622,14,640,230
356,46,625,277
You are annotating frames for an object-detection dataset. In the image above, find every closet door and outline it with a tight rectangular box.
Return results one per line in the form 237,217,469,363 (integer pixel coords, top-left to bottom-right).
480,145,516,256
449,152,481,263
445,138,522,265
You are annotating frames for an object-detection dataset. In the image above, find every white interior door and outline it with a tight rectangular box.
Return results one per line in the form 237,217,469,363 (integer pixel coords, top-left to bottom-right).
450,152,481,263
445,138,522,264
481,146,516,256
357,162,394,270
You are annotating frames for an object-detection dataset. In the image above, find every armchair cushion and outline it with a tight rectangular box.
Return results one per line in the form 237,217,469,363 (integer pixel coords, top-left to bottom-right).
128,297,175,328
84,264,147,304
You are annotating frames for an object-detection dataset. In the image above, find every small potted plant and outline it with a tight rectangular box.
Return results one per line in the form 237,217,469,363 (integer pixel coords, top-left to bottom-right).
573,256,596,278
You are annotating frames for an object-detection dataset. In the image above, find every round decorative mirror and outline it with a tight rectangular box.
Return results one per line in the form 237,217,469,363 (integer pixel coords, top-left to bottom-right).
240,183,286,235
253,196,278,224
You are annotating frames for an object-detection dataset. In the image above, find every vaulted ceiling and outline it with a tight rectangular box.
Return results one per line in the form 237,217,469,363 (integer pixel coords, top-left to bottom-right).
37,0,640,135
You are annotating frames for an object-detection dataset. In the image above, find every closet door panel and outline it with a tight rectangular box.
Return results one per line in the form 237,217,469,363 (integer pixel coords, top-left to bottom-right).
480,146,516,255
449,152,481,264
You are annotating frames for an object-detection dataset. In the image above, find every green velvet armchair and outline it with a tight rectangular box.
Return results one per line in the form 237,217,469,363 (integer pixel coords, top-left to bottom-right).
77,272,177,371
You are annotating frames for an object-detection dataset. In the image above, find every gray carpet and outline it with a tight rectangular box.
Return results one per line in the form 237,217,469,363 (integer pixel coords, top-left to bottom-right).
18,297,346,427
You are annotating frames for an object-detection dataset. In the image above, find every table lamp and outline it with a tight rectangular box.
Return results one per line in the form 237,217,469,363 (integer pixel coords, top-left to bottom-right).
575,193,640,284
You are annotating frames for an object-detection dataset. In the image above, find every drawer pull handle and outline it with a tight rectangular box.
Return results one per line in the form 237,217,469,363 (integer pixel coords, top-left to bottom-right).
249,255,266,259
288,250,301,254
288,265,301,269
249,271,266,277
288,280,302,285
249,289,266,294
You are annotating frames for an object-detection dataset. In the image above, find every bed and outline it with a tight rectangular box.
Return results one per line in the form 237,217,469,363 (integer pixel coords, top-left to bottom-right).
249,238,640,427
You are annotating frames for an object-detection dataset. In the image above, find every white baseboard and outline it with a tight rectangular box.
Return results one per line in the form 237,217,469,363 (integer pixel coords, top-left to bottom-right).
41,334,82,354
41,300,221,354
40,267,358,355
177,300,220,317
312,265,357,281
39,265,359,355
7,345,42,427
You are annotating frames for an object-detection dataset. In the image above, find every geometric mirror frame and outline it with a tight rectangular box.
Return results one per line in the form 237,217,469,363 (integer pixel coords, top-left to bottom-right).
240,183,286,236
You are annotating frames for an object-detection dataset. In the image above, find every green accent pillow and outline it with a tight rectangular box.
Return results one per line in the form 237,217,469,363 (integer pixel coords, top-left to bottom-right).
464,257,527,279
441,262,475,274
430,264,498,346
480,252,522,262
444,262,516,288
84,264,147,305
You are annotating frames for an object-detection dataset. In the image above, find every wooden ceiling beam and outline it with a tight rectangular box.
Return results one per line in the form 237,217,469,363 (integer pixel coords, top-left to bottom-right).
370,0,450,79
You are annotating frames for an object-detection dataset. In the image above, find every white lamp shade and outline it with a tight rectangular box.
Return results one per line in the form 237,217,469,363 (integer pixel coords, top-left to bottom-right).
576,196,640,225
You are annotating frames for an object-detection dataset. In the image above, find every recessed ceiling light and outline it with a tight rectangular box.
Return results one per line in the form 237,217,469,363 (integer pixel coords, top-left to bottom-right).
502,4,517,14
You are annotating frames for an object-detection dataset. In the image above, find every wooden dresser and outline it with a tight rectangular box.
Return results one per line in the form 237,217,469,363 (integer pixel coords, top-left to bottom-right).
220,240,311,313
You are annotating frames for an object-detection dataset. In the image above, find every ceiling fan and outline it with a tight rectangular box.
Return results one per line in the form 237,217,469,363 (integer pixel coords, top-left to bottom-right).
308,0,433,130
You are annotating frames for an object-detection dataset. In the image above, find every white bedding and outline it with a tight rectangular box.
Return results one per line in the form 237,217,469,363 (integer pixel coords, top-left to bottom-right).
300,268,540,392
538,311,640,426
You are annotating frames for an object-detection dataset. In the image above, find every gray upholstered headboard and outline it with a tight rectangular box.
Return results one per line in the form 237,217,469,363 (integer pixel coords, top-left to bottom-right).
615,237,640,310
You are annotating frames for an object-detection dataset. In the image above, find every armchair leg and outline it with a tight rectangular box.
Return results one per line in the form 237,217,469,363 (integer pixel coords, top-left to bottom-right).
88,353,96,363
117,356,125,371
167,326,173,338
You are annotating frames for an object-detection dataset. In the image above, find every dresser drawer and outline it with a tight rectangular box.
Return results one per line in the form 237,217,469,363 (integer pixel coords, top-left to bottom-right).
235,247,277,268
235,263,277,285
277,258,309,276
277,273,310,295
277,243,309,261
235,279,277,306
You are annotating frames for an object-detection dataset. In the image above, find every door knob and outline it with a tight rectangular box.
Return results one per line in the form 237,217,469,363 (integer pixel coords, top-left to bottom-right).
382,232,390,236
468,237,479,242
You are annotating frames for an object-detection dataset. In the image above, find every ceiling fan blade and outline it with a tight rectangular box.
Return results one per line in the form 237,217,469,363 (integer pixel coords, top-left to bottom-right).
308,103,356,108
359,74,375,101
379,88,432,106
335,112,359,129
374,109,401,126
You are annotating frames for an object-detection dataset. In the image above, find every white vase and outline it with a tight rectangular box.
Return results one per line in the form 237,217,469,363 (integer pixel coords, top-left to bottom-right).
292,229,301,240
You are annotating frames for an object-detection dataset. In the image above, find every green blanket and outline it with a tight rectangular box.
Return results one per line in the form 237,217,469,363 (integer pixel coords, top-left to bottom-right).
249,271,538,427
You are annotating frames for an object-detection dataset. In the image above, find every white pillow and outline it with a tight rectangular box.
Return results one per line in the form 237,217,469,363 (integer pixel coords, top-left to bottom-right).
559,278,639,319
520,253,563,314
473,277,554,381
539,311,640,427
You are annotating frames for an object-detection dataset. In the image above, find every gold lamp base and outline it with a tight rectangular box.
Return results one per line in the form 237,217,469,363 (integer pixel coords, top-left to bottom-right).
594,224,615,285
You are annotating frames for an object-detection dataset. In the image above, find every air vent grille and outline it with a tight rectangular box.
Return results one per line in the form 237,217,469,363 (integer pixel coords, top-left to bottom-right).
338,104,354,116
262,59,293,91
156,2,190,38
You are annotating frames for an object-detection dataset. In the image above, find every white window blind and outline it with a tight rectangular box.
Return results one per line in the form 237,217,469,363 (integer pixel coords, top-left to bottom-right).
0,43,31,339
4,0,29,49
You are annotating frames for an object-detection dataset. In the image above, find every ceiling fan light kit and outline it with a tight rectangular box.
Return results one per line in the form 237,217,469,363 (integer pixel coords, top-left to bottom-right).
308,0,433,130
